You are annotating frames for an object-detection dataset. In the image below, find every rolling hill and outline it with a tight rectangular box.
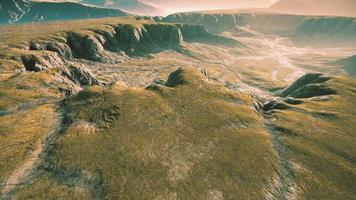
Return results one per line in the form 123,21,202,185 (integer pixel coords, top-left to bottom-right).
0,7,355,200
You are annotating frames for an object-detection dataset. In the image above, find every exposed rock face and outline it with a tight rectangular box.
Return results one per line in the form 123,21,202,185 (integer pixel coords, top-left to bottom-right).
24,22,195,65
175,24,210,40
21,52,65,72
263,100,290,111
67,32,105,61
143,24,183,46
18,22,206,75
162,13,310,34
281,74,330,97
66,65,100,87
112,23,183,55
289,84,337,98
30,41,73,59
163,13,242,33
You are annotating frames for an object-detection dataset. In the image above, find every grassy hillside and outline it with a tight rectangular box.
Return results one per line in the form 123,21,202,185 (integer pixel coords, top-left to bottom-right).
12,67,277,199
269,76,356,199
0,14,355,199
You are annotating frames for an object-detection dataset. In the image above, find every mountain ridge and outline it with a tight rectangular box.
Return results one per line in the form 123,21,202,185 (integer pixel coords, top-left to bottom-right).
0,0,129,24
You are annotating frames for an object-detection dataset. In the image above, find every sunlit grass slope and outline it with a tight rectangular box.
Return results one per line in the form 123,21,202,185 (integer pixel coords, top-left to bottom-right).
0,104,57,192
272,76,356,199
15,67,277,199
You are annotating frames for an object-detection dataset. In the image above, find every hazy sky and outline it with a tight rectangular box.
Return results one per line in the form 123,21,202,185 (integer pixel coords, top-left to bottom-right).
143,0,276,14
37,0,278,15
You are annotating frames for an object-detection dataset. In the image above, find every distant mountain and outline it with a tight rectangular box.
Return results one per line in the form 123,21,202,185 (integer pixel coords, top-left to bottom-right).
0,0,31,24
270,0,356,17
0,0,128,24
81,0,165,16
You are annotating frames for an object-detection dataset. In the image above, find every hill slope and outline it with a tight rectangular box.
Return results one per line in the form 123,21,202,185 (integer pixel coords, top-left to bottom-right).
0,14,355,199
0,0,128,24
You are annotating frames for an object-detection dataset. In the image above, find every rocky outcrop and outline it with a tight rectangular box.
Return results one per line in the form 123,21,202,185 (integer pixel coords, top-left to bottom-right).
165,68,186,87
263,100,290,111
281,74,330,97
30,41,72,59
162,13,242,33
24,23,186,64
114,23,183,54
65,65,100,87
262,97,303,111
21,52,65,72
67,32,105,61
21,21,220,69
280,73,336,99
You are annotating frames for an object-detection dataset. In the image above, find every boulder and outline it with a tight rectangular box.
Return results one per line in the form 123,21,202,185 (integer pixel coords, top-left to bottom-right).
165,67,186,87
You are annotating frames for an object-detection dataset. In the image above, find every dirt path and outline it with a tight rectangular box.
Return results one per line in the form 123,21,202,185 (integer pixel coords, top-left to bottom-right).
265,123,298,200
1,109,63,199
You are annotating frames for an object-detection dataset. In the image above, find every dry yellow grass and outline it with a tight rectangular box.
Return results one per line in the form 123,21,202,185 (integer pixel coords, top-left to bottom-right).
12,67,277,199
270,77,356,199
0,104,57,191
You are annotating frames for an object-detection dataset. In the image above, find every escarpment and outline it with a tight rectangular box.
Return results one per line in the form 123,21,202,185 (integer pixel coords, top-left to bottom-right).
114,23,183,54
27,23,187,62
162,13,246,33
292,17,356,46
175,24,210,40
162,13,305,34
3,22,219,73
162,13,356,46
